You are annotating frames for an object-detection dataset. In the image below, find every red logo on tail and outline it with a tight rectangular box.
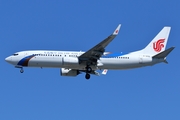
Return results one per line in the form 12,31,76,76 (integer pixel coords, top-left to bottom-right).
153,39,165,52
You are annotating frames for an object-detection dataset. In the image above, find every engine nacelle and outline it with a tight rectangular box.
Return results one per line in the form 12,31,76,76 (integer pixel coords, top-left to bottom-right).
60,68,79,77
63,57,79,66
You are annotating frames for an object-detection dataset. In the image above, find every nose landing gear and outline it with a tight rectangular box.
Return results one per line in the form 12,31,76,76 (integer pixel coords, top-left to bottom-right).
15,66,24,73
20,68,24,73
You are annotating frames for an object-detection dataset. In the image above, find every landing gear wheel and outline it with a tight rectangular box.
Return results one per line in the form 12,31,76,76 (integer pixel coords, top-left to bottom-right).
86,66,92,73
20,68,24,73
85,73,90,80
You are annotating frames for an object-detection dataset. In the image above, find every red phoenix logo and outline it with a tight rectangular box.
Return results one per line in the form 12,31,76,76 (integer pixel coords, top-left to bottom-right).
115,30,118,33
153,39,165,52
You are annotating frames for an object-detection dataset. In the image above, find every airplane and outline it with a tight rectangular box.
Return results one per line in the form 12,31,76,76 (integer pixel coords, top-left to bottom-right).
5,24,175,80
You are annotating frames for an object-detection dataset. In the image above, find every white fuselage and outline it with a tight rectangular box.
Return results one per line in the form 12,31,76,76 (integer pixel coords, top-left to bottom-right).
5,50,164,70
4,25,173,79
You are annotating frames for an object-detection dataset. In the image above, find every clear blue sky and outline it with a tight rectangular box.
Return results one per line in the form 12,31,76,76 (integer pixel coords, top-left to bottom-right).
1,0,180,120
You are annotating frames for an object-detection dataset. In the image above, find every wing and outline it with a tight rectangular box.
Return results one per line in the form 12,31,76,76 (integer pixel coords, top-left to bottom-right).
78,24,121,65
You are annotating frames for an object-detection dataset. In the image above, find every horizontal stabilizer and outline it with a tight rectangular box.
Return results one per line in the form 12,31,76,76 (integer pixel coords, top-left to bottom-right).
153,47,175,59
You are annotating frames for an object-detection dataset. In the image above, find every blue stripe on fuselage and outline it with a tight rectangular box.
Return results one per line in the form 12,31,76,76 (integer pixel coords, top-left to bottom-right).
102,53,127,58
17,55,35,66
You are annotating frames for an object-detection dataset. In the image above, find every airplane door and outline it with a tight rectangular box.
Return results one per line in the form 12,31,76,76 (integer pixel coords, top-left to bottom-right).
139,56,143,64
24,52,28,56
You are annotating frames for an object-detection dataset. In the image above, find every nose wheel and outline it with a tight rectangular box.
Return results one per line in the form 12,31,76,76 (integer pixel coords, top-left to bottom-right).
20,68,24,73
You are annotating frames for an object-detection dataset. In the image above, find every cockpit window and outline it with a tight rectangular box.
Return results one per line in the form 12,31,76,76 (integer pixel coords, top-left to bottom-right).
13,53,19,56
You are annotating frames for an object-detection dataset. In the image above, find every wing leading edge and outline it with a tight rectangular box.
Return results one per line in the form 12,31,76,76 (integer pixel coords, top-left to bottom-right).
79,24,121,65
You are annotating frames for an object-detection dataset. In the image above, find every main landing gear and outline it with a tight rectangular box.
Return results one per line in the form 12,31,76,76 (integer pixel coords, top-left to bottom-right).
85,66,92,80
85,73,90,80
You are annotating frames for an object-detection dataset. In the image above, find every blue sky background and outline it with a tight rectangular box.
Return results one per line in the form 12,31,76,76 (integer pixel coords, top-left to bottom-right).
1,0,180,120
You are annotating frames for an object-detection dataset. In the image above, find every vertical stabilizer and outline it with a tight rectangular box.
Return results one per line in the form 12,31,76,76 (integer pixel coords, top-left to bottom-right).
142,27,171,55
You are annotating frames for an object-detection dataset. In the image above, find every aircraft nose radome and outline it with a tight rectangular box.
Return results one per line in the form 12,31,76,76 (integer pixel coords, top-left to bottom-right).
5,56,11,63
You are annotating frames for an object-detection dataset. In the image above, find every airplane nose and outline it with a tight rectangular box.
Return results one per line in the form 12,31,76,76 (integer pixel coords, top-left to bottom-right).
5,56,12,63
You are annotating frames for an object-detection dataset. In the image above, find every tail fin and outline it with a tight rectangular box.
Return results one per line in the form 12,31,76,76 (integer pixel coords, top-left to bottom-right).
142,27,171,55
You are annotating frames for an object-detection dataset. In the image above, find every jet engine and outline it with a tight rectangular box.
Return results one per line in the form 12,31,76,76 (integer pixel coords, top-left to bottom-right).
60,68,79,77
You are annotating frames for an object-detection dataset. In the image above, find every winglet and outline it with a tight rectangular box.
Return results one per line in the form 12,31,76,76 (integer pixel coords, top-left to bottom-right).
113,24,121,35
102,69,108,75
